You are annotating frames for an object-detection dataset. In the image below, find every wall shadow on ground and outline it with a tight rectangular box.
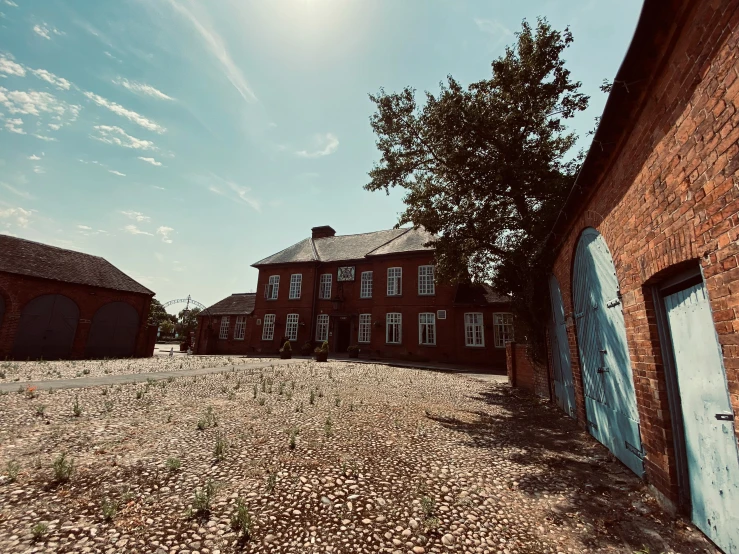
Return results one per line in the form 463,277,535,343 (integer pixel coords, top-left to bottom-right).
426,385,718,553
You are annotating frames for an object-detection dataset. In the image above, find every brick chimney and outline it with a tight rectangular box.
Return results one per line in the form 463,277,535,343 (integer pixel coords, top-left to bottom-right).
311,226,336,239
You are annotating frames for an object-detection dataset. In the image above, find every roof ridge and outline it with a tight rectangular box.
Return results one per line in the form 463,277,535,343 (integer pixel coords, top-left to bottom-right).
314,227,407,240
1,233,106,260
365,227,413,256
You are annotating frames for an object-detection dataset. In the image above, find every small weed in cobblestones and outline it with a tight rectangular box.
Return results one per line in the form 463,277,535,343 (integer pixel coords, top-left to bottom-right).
334,396,341,407
420,495,435,518
230,498,255,542
324,416,333,437
309,390,315,405
72,396,82,417
101,387,108,396
188,479,218,519
257,397,266,406
252,384,258,398
289,427,298,450
214,433,228,462
24,386,38,399
82,368,90,375
103,400,113,413
31,523,48,542
266,471,277,493
35,405,46,417
52,453,74,483
166,457,181,472
136,389,145,400
197,406,217,430
5,460,20,482
101,498,118,522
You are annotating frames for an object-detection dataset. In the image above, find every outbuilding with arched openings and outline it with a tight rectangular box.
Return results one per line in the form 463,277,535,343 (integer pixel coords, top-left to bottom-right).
0,235,155,360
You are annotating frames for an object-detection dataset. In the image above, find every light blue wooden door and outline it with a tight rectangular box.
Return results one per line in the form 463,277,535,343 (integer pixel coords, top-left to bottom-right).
549,275,576,419
665,281,739,553
573,228,644,476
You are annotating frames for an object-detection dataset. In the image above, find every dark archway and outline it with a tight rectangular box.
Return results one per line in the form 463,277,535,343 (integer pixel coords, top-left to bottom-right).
13,294,79,360
85,301,140,358
0,294,6,330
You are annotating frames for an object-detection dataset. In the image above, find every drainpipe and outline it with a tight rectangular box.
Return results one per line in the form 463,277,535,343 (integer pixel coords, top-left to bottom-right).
309,262,319,345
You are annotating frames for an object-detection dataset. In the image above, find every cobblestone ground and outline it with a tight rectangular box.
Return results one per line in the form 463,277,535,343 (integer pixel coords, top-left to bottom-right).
0,361,718,553
0,356,273,383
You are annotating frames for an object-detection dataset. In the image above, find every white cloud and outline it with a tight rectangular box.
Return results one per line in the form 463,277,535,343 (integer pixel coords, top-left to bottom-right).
0,206,33,227
48,123,61,131
121,210,150,222
207,176,261,211
0,87,81,127
33,24,64,40
474,18,513,47
108,169,126,177
162,0,257,104
0,54,25,77
5,117,24,134
30,68,71,90
77,224,92,230
33,165,44,174
113,78,173,101
1,182,33,200
28,154,41,160
297,132,339,158
91,125,156,150
33,133,57,141
4,1,19,7
156,225,173,243
123,224,153,236
83,91,165,133
137,156,162,166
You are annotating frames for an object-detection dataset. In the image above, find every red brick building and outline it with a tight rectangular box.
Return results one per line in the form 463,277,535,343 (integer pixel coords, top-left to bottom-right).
196,226,512,368
195,293,256,355
0,235,155,360
543,0,739,549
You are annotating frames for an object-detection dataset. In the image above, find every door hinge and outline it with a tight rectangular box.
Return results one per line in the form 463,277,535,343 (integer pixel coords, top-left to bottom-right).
715,413,735,421
586,420,598,430
597,366,609,374
574,311,584,319
606,297,621,308
625,441,645,459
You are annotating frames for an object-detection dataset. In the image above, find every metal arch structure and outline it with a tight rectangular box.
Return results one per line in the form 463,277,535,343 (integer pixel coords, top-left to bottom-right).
162,295,207,313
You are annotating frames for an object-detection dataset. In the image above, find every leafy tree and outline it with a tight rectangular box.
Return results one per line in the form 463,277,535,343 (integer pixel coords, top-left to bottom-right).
159,319,175,337
365,17,588,353
148,298,169,326
176,307,202,339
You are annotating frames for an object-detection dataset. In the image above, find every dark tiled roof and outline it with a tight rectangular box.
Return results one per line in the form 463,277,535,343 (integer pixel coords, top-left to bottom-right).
202,293,256,315
454,283,510,305
0,234,153,295
252,227,433,266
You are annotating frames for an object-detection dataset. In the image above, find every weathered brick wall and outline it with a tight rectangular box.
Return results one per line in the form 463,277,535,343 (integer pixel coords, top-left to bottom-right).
0,272,152,359
506,343,550,399
550,0,739,505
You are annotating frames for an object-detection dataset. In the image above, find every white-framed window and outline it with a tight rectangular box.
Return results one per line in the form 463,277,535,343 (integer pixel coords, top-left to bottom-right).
265,275,279,300
289,274,302,299
316,314,329,342
219,316,230,340
319,274,332,299
286,313,299,341
387,267,402,296
493,312,515,348
418,313,436,345
386,313,402,344
464,313,484,347
262,314,275,341
358,313,372,343
360,271,373,298
418,265,435,296
234,315,246,340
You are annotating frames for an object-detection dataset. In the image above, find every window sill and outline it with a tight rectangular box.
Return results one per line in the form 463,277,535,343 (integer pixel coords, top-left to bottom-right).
386,342,402,345
234,338,245,341
386,294,403,298
418,293,436,297
288,297,301,301
419,343,436,347
465,344,486,348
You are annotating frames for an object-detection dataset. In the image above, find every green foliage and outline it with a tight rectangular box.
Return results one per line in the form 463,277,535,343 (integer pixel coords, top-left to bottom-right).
72,396,82,417
314,341,329,353
52,453,74,483
214,433,228,462
166,457,181,472
31,523,48,541
101,498,118,522
266,471,277,493
288,428,298,450
230,498,255,541
280,341,292,352
148,298,169,326
365,18,589,356
197,406,218,430
5,460,20,482
188,479,218,519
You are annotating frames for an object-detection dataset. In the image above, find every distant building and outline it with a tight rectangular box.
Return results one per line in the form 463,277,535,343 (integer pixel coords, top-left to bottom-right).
196,225,512,368
0,235,155,359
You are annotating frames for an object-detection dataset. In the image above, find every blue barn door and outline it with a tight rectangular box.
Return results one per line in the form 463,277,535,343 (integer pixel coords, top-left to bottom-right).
548,275,576,419
573,228,644,476
664,280,739,553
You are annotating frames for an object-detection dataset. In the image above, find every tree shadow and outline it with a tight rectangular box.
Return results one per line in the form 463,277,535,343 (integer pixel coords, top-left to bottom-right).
426,385,719,553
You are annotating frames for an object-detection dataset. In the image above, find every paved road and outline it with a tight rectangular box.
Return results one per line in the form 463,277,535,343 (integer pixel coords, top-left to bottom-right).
0,357,505,392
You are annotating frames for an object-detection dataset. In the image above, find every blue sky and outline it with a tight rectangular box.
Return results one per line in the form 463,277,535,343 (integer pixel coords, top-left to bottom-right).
0,0,642,310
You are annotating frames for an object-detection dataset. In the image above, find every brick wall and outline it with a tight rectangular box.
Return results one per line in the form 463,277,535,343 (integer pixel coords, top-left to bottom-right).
550,0,739,505
506,342,551,399
0,272,152,359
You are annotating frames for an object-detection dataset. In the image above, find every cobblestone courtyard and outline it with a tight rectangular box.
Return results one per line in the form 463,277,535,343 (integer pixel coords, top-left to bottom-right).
0,360,718,553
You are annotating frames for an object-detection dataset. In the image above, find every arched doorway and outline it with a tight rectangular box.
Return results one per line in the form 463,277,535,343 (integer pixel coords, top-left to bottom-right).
573,228,644,476
85,302,140,358
548,275,576,419
0,294,6,330
13,294,79,360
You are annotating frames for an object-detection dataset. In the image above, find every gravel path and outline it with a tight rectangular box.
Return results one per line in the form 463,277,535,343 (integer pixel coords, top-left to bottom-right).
0,361,717,554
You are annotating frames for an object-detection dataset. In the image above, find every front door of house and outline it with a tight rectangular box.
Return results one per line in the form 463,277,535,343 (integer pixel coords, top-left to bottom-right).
663,278,739,553
336,318,351,353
